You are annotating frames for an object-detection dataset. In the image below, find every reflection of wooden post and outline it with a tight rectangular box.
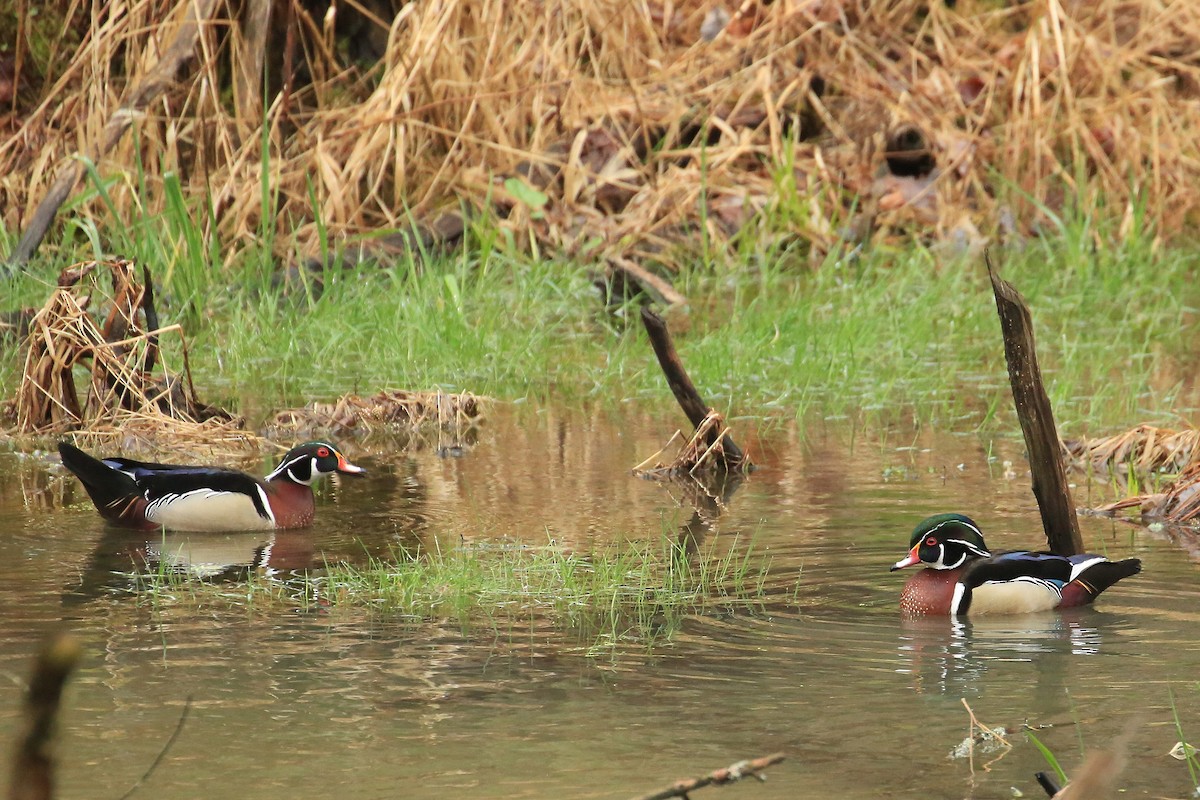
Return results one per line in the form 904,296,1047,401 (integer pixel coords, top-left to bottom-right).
640,307,746,470
986,252,1083,556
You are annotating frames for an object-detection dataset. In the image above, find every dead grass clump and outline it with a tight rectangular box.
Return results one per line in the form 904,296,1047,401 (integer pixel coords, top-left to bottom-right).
1095,461,1200,525
4,259,240,440
1064,424,1200,475
268,389,484,437
634,411,749,480
6,0,1200,273
54,412,260,461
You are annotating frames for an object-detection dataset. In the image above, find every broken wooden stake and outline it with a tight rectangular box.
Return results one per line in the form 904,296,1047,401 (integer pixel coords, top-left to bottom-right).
986,251,1083,556
640,306,747,471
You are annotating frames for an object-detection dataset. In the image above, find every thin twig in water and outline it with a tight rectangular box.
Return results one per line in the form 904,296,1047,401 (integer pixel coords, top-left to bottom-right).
116,695,193,800
961,698,1012,777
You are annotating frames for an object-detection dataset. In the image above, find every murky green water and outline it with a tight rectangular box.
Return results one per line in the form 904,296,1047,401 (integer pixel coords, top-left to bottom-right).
1,407,1197,798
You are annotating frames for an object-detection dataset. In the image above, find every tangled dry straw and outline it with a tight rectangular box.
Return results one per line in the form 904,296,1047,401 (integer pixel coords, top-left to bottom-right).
1064,424,1200,475
1096,461,1200,525
1067,423,1200,525
634,410,747,479
0,258,257,453
268,389,485,437
2,258,485,450
5,0,1200,271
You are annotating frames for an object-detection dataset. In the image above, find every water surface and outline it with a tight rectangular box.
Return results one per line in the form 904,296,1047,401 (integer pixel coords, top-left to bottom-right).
0,407,1196,799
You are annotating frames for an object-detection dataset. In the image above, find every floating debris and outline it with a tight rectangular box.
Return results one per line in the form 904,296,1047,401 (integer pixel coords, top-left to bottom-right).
1094,461,1200,525
949,726,1010,761
1170,741,1198,761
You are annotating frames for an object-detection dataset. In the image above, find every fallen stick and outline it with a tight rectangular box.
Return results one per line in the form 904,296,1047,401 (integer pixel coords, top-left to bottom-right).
116,696,192,800
630,753,786,800
640,306,747,470
986,251,1083,556
7,633,82,800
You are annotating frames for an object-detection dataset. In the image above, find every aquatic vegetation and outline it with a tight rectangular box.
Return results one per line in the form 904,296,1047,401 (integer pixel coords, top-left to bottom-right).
129,535,771,655
1024,727,1068,788
1170,688,1200,794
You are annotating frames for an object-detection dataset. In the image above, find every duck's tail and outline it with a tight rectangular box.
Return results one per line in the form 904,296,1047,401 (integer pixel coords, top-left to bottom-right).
1062,558,1142,608
58,442,140,516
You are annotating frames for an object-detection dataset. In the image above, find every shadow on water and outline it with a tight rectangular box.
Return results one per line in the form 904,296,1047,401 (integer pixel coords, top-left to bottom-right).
0,406,1198,798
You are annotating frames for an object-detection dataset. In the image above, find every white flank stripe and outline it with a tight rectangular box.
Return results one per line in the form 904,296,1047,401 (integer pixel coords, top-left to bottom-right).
950,582,967,615
255,485,276,526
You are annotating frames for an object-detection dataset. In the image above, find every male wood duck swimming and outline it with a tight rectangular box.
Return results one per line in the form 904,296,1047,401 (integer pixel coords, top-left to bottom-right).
58,441,365,532
890,513,1141,616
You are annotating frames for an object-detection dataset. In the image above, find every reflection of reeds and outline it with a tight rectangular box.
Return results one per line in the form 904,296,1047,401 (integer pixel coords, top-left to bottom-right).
7,0,1200,268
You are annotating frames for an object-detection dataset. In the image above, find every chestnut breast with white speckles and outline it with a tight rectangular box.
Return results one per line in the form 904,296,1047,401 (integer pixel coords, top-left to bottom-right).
899,568,963,616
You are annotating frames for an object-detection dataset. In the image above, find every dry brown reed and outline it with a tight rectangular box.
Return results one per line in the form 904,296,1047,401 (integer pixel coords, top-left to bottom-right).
1067,423,1200,524
3,259,248,451
6,0,1200,270
1095,460,1200,524
1065,424,1200,474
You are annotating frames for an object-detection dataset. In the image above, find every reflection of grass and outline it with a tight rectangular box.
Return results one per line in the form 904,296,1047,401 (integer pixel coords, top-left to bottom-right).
131,536,771,654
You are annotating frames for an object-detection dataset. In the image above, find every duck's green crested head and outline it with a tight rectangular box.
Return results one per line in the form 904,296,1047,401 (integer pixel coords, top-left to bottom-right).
892,513,992,571
266,441,366,485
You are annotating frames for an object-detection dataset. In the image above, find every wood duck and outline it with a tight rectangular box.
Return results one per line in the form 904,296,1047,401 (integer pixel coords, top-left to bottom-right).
58,441,365,532
890,513,1141,616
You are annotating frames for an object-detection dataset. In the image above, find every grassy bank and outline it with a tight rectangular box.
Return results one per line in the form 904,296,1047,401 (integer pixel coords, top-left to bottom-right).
3,216,1198,434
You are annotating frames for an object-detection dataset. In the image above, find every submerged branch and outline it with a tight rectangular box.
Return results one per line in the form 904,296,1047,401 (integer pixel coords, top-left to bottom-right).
116,696,192,800
629,753,786,800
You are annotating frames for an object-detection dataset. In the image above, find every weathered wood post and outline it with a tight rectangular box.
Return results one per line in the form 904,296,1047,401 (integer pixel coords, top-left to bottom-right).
986,252,1083,556
640,306,747,471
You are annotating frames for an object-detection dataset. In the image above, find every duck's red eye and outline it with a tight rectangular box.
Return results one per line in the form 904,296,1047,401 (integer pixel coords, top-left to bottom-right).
925,536,937,546
317,447,330,458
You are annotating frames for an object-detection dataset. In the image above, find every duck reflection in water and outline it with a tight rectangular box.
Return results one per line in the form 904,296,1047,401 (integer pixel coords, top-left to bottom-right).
896,610,1106,697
